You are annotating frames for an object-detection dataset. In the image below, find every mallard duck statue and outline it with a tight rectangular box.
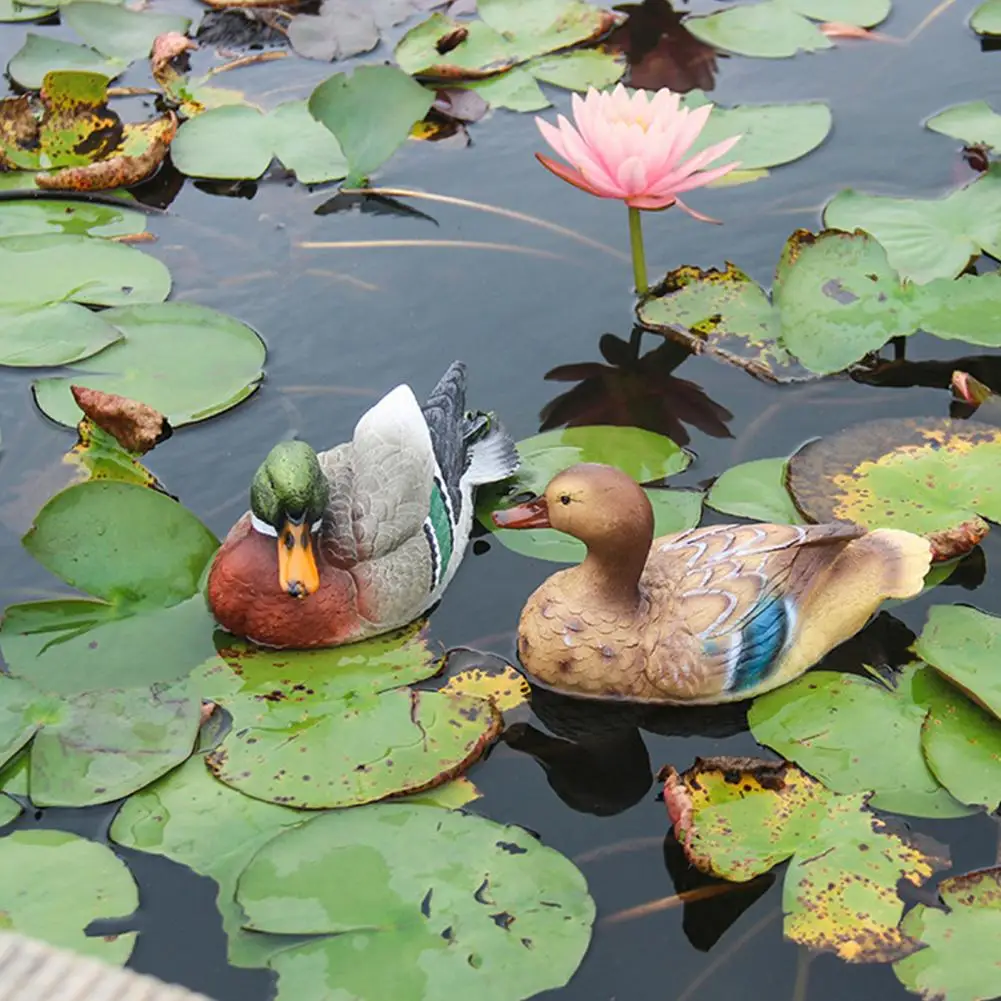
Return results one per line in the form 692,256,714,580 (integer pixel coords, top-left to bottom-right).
208,361,518,648
493,463,932,705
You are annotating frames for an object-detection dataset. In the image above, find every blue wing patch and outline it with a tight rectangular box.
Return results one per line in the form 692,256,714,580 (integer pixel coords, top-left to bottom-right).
706,596,793,694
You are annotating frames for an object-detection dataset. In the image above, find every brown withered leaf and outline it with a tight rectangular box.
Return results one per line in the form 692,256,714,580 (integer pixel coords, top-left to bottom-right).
71,385,173,454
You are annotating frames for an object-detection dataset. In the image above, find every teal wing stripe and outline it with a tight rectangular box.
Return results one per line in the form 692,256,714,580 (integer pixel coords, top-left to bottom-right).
428,479,454,581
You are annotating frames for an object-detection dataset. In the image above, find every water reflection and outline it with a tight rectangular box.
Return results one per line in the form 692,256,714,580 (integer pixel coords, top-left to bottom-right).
540,329,733,446
607,0,719,94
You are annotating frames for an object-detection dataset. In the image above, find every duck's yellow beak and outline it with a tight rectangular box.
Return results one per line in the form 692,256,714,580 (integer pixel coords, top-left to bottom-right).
492,497,551,529
278,519,320,598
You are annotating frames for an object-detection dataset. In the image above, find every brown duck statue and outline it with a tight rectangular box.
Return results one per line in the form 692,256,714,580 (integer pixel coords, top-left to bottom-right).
492,463,932,705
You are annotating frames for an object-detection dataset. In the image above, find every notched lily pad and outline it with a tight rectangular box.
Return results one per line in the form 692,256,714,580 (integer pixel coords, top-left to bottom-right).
438,659,531,712
663,755,947,962
0,70,174,191
894,866,1001,1001
0,830,138,963
205,687,501,809
749,666,973,818
706,457,805,523
235,803,596,1000
787,416,1001,560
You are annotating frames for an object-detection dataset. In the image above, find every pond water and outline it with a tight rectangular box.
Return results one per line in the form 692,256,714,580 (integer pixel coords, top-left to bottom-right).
2,1,1001,999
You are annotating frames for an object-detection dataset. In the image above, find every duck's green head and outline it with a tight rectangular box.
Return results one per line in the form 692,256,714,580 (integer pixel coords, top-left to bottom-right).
249,441,329,599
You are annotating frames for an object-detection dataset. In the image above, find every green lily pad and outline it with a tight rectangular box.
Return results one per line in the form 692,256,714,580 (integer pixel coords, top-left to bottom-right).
0,830,138,962
476,426,696,562
0,196,144,238
684,0,890,58
894,867,1001,1001
749,667,973,818
524,50,626,92
110,755,300,970
7,35,126,89
171,100,348,183
0,302,122,366
914,604,1001,720
971,0,1001,35
309,65,433,186
706,457,805,523
33,302,266,428
200,622,440,704
0,672,200,806
663,756,946,962
206,687,499,809
0,0,60,23
823,165,1001,284
235,803,595,1000
23,479,218,608
0,793,20,825
927,100,1001,151
684,93,832,174
787,416,1001,560
0,233,169,308
911,664,1001,811
1,595,217,695
478,0,612,59
463,68,550,112
61,2,189,61
2,473,219,695
640,229,1001,378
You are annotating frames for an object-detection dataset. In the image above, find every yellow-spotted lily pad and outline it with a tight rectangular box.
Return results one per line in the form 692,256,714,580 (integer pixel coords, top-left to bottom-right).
0,70,175,191
663,756,947,961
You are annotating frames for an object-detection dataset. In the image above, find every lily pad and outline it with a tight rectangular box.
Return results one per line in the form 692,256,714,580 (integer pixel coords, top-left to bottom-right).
23,479,218,607
309,65,434,185
0,830,138,962
663,756,946,961
0,793,20,825
235,803,595,1000
0,302,122,367
706,457,805,523
7,36,126,89
684,0,890,58
786,416,1001,560
439,662,531,713
823,165,1001,284
0,197,145,238
61,2,190,61
927,100,1001,151
110,755,301,971
33,302,266,428
640,229,1001,378
0,672,201,806
971,0,1001,35
914,604,1001,719
911,664,1001,811
170,100,348,183
476,426,697,562
894,867,1001,1001
684,93,832,176
0,0,60,23
206,687,499,809
2,474,219,695
0,233,170,308
748,666,973,818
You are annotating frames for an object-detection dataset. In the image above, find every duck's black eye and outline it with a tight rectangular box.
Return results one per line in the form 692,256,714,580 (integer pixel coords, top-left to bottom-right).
559,494,571,506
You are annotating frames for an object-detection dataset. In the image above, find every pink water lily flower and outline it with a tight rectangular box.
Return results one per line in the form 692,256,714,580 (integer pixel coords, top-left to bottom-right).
535,84,741,219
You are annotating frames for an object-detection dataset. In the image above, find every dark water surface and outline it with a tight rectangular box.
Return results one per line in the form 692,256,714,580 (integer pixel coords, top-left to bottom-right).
3,2,1001,999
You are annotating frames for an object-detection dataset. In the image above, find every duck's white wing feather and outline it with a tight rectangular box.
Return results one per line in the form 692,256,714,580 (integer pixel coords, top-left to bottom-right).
317,384,433,563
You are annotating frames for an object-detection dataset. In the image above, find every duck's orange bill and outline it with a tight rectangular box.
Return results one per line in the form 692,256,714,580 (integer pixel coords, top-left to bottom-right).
277,519,320,598
492,497,550,530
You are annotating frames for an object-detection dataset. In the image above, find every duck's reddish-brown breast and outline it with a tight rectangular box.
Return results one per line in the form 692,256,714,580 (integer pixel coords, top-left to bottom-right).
206,515,361,648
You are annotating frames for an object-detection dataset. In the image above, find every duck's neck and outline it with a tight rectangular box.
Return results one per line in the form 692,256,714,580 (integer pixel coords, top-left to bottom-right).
565,527,652,612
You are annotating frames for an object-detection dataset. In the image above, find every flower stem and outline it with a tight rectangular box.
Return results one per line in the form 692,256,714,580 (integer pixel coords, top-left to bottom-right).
628,206,648,295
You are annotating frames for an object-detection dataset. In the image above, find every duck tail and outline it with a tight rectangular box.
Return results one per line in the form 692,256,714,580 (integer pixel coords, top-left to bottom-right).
859,528,933,599
464,413,519,486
